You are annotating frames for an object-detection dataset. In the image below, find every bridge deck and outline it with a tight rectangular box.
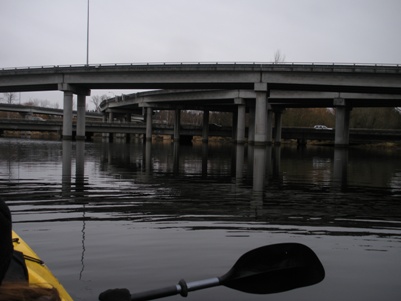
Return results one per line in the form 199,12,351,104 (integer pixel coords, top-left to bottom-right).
1,63,401,94
1,119,400,143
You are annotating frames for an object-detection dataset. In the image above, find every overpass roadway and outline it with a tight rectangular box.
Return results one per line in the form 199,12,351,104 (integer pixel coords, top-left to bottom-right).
1,63,401,93
100,88,401,146
100,89,401,111
1,119,400,145
0,103,102,119
1,62,401,145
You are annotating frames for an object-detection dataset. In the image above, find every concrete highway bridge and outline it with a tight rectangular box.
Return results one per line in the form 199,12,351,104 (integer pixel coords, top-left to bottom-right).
0,103,102,120
1,62,401,146
2,119,401,145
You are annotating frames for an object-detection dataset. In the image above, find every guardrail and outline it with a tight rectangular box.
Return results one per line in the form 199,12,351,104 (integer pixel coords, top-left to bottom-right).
1,62,400,71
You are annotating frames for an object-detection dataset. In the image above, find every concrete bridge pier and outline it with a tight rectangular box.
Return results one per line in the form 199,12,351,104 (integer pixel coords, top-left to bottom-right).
125,113,132,142
174,109,181,142
235,98,246,144
62,91,73,140
266,108,273,145
232,109,238,141
273,109,284,145
106,111,115,142
145,107,153,141
76,94,86,140
202,110,209,143
254,83,269,146
59,84,90,140
248,105,255,144
101,114,109,141
334,98,352,147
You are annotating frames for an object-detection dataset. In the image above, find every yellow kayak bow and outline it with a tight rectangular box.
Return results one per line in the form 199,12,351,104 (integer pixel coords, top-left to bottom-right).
12,231,73,301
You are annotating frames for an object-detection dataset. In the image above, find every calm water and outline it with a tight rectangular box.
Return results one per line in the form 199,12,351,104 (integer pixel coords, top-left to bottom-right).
1,138,401,301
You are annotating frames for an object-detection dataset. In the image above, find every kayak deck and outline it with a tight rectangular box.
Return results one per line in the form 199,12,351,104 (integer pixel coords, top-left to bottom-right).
12,231,73,301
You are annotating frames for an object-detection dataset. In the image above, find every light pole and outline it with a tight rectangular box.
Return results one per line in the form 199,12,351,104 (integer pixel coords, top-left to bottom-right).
86,0,90,65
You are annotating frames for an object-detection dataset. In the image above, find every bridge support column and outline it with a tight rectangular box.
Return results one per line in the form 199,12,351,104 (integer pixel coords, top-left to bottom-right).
62,91,73,140
274,110,283,145
101,114,108,141
334,98,352,147
58,83,90,141
174,109,181,142
254,83,270,146
266,109,273,145
125,113,132,142
145,107,153,141
76,94,86,140
202,110,209,143
107,111,114,141
235,98,246,144
248,105,255,144
232,110,238,140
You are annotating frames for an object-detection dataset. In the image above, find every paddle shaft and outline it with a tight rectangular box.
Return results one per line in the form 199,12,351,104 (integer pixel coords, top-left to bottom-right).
130,277,220,301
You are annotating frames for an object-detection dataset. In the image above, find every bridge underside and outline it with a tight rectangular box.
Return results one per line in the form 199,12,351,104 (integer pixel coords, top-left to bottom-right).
99,89,401,146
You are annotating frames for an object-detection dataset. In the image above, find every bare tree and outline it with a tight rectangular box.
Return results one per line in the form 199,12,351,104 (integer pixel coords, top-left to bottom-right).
2,92,18,104
24,98,52,108
91,94,108,112
273,50,286,63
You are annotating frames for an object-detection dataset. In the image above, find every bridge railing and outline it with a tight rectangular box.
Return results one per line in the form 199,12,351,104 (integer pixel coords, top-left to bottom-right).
1,62,400,72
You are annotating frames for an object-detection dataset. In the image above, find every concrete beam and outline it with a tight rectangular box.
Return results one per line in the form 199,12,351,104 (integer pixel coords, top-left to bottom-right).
58,83,90,96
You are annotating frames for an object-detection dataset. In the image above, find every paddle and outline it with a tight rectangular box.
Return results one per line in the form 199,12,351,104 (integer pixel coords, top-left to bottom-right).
129,243,325,301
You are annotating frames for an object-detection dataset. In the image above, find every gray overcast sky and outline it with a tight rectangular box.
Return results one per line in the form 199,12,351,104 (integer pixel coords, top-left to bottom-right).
1,0,401,108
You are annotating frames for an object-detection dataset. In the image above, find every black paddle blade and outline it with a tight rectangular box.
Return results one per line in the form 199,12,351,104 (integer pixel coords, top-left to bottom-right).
219,243,325,294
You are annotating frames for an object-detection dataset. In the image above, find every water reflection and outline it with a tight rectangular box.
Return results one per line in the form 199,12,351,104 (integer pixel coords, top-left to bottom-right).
61,140,72,195
2,138,401,301
75,141,85,194
68,141,352,194
145,141,152,173
2,138,401,232
252,146,267,192
61,140,87,197
62,142,398,228
333,148,349,188
235,144,244,181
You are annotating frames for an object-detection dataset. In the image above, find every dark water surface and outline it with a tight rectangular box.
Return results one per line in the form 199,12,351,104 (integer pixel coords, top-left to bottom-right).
1,138,401,301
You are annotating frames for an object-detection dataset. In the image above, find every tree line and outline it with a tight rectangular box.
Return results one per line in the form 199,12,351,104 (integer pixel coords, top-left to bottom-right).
155,107,401,130
282,107,401,129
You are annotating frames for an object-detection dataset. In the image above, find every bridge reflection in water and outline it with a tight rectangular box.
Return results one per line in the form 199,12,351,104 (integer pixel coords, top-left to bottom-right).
60,141,351,199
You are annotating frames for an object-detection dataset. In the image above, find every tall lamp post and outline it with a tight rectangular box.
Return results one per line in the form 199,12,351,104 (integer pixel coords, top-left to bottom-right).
86,0,90,65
